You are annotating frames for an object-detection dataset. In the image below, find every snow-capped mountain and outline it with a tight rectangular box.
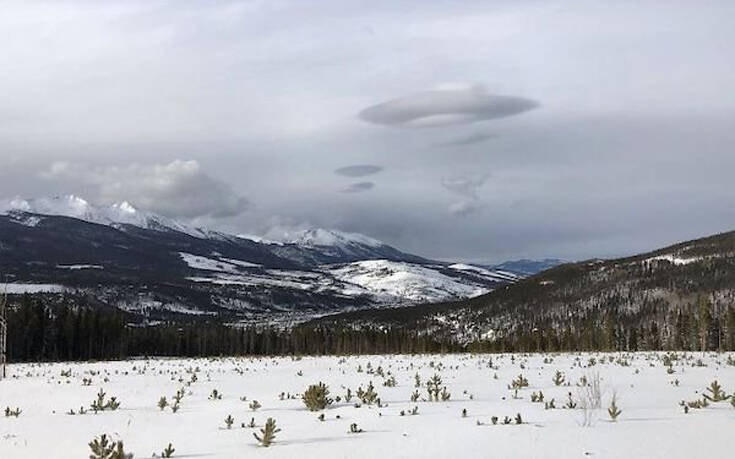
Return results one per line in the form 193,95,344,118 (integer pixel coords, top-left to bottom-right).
0,195,521,324
0,195,219,239
286,228,384,248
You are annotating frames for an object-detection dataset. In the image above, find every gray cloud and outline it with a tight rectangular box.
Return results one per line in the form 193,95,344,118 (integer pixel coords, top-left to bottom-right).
359,84,538,128
335,165,383,177
436,132,497,147
2,1,735,263
448,200,481,217
40,160,248,219
341,182,375,193
442,174,489,217
441,175,489,199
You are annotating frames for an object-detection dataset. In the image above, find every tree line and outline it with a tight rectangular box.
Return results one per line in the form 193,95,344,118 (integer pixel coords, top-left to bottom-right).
4,294,734,364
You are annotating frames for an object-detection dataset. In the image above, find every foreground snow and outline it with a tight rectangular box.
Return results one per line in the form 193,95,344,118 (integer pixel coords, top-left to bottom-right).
0,352,733,458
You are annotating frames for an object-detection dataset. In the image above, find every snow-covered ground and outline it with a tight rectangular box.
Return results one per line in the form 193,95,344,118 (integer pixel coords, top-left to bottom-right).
2,283,67,294
328,260,489,302
1,352,733,458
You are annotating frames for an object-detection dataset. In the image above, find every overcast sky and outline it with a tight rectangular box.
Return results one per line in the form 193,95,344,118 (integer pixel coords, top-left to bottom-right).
2,0,735,263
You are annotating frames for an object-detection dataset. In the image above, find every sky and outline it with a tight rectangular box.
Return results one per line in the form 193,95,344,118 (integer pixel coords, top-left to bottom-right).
1,0,735,263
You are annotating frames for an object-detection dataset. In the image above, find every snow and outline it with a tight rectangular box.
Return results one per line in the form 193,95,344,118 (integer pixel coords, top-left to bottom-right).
236,234,283,245
2,283,67,294
220,258,260,268
0,352,732,458
644,254,702,266
0,195,212,239
328,260,488,302
1,197,391,252
448,263,521,281
179,253,243,274
56,264,103,270
285,228,385,248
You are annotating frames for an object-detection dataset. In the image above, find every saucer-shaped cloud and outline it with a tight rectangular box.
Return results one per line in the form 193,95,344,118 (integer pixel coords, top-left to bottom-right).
341,182,374,193
335,165,383,177
359,84,538,128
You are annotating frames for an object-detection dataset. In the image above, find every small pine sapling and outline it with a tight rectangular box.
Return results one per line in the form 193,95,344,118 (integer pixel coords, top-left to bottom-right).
509,374,529,390
302,382,334,411
607,394,622,421
224,414,234,429
703,380,728,402
249,400,262,411
254,418,280,447
349,423,363,434
88,434,132,459
4,407,21,418
158,397,168,411
161,443,175,458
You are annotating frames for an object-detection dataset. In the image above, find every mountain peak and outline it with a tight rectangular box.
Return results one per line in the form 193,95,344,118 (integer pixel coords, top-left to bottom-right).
287,228,385,248
0,194,212,238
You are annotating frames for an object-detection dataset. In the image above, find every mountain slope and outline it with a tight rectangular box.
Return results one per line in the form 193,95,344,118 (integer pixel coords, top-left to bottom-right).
310,230,735,348
0,195,517,323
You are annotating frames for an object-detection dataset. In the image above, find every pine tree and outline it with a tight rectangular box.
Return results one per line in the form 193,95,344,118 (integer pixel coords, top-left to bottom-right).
302,382,333,411
607,394,622,421
254,418,280,447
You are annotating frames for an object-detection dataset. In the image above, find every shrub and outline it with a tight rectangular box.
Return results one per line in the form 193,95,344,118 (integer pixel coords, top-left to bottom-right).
357,381,380,405
703,380,728,402
254,418,280,447
302,382,334,411
608,394,622,421
88,434,132,459
161,443,175,458
91,389,120,413
509,374,529,390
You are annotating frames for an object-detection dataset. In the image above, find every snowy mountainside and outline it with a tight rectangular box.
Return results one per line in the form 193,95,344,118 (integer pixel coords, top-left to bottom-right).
0,195,519,323
312,229,735,343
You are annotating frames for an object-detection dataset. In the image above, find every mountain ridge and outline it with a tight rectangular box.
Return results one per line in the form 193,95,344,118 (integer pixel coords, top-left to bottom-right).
0,195,523,324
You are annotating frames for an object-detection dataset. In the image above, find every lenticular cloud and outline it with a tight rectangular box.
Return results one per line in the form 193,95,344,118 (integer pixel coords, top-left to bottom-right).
359,83,538,128
334,165,383,177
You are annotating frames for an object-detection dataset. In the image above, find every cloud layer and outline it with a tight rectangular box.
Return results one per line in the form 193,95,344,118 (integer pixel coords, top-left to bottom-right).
359,84,538,128
341,182,375,193
334,165,383,177
40,160,248,219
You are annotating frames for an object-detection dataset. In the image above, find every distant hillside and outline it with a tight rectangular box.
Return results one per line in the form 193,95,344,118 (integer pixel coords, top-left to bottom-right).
310,230,735,352
0,195,518,323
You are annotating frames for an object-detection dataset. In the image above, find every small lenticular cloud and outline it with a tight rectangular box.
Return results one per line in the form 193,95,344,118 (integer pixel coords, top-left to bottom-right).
334,165,383,177
436,132,497,147
359,83,538,128
341,182,374,193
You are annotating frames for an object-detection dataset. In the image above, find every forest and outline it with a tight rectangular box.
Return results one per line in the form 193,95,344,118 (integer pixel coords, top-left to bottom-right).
4,292,734,364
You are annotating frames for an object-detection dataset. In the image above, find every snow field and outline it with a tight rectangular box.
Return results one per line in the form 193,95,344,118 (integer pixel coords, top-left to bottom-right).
0,352,733,458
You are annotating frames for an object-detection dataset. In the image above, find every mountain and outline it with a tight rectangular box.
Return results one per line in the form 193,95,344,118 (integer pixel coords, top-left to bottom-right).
309,230,735,350
0,195,518,324
490,258,564,276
